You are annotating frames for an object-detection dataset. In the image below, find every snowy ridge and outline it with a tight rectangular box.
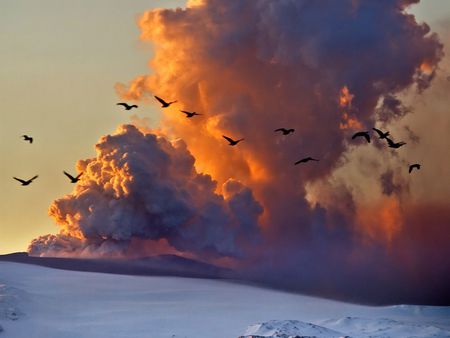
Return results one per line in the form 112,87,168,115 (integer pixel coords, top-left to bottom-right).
319,316,450,338
240,320,346,338
240,318,450,338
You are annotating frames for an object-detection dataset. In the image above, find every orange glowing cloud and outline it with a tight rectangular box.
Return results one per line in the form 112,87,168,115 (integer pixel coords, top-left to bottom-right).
339,112,363,130
187,0,206,8
338,86,362,130
339,86,354,108
356,196,403,244
115,76,151,101
419,61,434,75
113,2,443,244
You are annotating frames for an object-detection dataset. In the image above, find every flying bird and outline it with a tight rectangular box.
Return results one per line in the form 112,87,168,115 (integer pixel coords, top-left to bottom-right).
13,175,38,186
63,171,83,183
386,137,406,149
116,103,138,110
222,135,244,146
22,135,33,143
351,131,370,143
180,110,202,118
274,128,295,135
372,127,390,139
408,163,421,173
154,96,177,108
295,157,319,165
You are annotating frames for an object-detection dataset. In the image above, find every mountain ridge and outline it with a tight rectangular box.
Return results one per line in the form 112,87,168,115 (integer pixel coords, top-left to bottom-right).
0,252,232,280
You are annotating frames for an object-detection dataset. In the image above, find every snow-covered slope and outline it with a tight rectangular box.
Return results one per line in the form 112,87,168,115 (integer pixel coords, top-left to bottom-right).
0,262,449,338
0,284,24,321
240,317,450,338
240,319,345,337
320,316,450,338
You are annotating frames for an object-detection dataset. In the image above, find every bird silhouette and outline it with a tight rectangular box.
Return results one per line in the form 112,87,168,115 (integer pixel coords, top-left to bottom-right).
295,157,319,165
274,128,295,135
64,171,83,183
409,163,421,173
351,131,370,143
22,135,33,143
222,135,244,146
154,96,177,108
13,175,38,186
180,110,202,118
116,103,138,110
386,137,406,149
372,127,390,139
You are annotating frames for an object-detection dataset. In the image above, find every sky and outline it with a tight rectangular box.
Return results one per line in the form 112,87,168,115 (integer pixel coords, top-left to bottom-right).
0,0,447,254
1,0,450,304
0,0,186,254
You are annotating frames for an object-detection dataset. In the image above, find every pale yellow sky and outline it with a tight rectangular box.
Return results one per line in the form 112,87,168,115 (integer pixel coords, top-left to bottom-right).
0,0,185,254
0,0,448,254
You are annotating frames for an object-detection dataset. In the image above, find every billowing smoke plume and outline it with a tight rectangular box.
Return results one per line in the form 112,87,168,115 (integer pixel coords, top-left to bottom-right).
30,124,262,258
32,0,450,304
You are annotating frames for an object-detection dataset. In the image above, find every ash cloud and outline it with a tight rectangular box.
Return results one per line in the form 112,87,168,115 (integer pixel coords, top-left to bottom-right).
30,125,262,258
31,0,450,304
380,168,408,196
376,94,411,123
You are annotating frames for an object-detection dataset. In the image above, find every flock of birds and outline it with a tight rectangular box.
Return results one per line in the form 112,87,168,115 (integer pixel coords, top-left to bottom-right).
13,135,83,187
118,95,422,173
351,128,420,173
13,95,421,187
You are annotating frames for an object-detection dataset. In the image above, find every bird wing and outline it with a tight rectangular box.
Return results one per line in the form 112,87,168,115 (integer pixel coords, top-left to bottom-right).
372,128,383,137
386,137,394,146
76,172,83,179
13,177,26,184
222,135,234,143
274,128,284,132
29,175,38,181
408,164,419,173
116,103,128,108
63,171,75,180
352,132,370,141
351,132,362,139
180,110,190,115
154,96,168,105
